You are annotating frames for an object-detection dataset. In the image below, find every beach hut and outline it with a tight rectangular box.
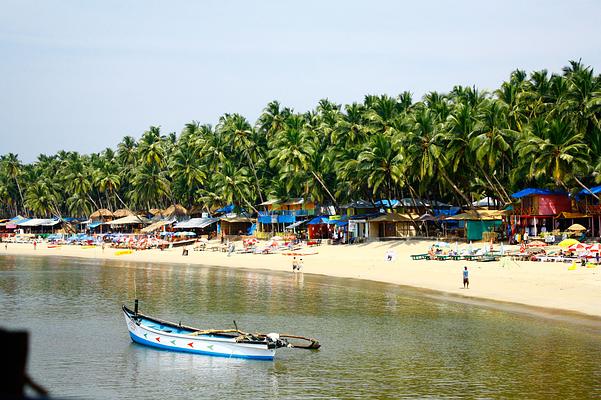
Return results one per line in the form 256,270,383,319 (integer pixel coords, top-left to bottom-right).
161,204,188,219
112,209,134,218
508,188,572,238
220,216,254,238
367,213,415,239
446,210,503,241
90,209,114,221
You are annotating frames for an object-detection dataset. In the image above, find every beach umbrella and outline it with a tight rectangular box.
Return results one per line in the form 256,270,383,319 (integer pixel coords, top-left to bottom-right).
567,223,586,232
90,209,114,219
568,243,587,251
558,238,579,247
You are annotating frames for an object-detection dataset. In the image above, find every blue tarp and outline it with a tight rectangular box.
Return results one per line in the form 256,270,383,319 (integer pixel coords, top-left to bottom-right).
258,215,276,224
577,185,601,196
307,216,331,225
511,188,566,198
433,207,461,217
375,199,399,208
88,222,103,229
277,215,295,224
335,221,348,227
216,204,235,213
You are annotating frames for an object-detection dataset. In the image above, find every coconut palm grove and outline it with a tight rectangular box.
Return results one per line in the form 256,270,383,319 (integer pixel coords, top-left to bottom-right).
1,60,600,218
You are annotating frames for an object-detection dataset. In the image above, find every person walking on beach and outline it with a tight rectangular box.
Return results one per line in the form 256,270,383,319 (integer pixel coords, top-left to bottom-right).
463,266,469,289
33,240,37,250
297,258,303,271
292,256,298,271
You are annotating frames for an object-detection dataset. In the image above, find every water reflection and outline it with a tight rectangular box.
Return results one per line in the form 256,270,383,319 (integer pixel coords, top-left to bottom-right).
1,255,600,399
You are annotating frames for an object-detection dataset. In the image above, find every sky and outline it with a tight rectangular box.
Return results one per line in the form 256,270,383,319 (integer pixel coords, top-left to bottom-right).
1,0,600,162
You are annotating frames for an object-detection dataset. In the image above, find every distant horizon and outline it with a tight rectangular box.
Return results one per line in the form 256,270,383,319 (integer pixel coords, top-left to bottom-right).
2,0,600,162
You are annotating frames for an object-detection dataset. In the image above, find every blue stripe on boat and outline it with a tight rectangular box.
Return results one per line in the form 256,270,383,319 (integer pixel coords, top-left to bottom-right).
129,332,274,361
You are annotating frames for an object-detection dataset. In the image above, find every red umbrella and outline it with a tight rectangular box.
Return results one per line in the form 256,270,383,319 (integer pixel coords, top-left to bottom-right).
587,243,601,253
568,243,587,251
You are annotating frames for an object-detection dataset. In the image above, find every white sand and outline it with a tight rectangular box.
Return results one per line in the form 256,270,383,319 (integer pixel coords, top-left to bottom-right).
3,240,601,318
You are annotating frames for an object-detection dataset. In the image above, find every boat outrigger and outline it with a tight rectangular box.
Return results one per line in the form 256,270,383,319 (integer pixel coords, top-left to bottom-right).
123,300,320,360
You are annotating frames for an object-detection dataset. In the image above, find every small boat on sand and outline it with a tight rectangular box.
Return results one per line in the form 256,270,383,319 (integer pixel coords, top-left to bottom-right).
123,300,320,360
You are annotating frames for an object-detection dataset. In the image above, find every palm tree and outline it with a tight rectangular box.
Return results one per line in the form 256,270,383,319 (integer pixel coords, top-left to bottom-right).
519,118,589,187
1,153,25,214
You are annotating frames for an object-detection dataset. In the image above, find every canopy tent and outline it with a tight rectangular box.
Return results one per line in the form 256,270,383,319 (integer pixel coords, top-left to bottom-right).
90,209,114,219
258,199,280,206
109,215,150,225
511,188,566,199
141,219,175,233
418,213,437,221
17,218,61,227
285,220,308,230
340,200,375,209
220,216,253,224
173,217,219,229
472,197,501,207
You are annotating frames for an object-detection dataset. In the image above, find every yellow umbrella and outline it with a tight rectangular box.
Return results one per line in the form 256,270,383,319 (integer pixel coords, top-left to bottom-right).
567,223,586,231
558,238,580,247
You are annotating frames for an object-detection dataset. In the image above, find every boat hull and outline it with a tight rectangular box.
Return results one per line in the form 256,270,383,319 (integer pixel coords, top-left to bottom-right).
123,310,276,360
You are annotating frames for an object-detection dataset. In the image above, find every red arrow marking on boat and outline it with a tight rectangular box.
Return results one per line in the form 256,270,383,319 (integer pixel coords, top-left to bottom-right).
156,337,161,342
187,342,194,348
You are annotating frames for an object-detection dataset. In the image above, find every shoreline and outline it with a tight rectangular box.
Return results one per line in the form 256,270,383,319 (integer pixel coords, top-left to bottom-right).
3,241,601,324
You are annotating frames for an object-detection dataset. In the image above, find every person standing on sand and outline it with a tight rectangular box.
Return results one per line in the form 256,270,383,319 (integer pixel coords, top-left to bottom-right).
298,258,303,271
33,240,37,250
292,256,298,271
463,266,469,289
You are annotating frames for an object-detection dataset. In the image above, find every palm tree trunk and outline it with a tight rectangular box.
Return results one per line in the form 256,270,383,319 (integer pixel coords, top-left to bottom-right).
438,168,475,210
573,176,600,201
15,178,25,215
491,172,512,204
246,154,264,203
480,168,510,205
311,171,338,209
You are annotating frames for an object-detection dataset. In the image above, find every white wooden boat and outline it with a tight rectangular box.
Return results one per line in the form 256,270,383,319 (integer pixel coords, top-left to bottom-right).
123,301,319,360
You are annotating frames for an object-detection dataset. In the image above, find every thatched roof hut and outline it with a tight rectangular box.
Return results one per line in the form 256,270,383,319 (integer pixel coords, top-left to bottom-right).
148,208,163,216
113,209,134,218
90,209,114,220
162,204,188,218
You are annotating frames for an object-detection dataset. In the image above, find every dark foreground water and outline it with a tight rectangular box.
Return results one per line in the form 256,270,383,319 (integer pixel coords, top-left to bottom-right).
1,255,600,399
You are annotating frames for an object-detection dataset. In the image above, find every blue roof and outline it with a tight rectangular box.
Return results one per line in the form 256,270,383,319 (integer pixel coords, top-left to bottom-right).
216,204,235,213
88,222,103,228
511,188,566,199
375,199,399,208
307,216,331,225
578,185,601,196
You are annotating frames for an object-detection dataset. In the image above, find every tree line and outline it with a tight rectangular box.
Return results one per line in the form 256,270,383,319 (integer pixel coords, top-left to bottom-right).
1,60,600,219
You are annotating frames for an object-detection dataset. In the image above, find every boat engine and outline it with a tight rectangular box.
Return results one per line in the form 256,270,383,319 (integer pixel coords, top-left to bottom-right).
266,332,290,348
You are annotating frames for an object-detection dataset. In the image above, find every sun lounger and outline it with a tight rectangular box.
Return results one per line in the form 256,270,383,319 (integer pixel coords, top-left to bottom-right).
410,254,430,260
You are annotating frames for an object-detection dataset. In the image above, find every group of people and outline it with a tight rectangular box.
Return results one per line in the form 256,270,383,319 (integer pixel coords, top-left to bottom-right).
292,256,303,271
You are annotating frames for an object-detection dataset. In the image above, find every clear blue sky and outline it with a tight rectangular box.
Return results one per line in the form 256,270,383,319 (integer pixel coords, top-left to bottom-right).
1,0,600,162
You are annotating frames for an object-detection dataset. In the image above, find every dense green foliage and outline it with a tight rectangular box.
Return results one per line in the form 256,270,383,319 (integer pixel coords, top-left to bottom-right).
1,60,600,218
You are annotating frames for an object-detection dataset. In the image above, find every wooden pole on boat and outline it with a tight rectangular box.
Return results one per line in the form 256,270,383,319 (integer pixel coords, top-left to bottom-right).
134,299,138,315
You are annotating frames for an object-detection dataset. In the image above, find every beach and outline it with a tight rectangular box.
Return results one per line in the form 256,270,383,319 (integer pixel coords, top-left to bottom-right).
4,240,601,319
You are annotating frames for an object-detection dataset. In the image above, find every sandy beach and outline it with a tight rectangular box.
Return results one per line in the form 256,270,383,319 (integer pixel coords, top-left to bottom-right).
3,240,601,320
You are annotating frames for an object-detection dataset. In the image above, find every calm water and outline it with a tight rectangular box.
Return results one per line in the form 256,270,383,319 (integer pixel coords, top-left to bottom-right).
1,255,600,399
